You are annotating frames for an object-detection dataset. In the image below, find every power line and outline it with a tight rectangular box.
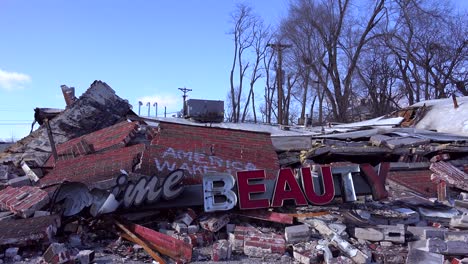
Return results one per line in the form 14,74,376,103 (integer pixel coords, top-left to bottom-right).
0,123,30,125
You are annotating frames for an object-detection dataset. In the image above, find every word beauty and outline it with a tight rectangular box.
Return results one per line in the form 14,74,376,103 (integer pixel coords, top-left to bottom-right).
203,166,335,212
203,163,389,212
111,170,185,208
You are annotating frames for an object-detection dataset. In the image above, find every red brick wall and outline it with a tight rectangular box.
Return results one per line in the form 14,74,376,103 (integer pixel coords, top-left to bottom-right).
44,121,139,166
40,143,146,187
139,122,279,184
388,170,437,197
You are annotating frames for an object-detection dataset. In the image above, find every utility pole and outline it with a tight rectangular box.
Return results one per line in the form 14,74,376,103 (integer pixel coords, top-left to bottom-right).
178,87,192,117
267,43,291,125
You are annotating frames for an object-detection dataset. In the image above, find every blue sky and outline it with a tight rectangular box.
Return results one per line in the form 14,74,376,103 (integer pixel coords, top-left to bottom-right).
0,0,466,141
0,0,287,140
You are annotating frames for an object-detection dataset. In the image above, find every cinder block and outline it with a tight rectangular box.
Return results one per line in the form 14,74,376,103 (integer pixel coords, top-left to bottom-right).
76,250,95,264
285,224,310,244
379,224,406,244
212,239,231,261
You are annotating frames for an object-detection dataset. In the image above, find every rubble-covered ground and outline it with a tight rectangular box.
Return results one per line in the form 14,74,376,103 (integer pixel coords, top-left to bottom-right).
0,81,467,264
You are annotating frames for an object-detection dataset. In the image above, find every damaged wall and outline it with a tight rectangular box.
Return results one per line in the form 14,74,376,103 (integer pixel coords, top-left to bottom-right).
0,81,132,167
140,122,280,184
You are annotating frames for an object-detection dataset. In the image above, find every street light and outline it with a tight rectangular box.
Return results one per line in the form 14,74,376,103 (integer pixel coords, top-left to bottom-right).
153,102,158,117
138,101,143,115
146,102,150,117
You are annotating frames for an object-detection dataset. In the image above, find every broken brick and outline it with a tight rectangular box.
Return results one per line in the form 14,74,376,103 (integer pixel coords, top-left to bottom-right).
228,225,260,252
212,239,232,261
243,232,286,258
42,243,71,264
0,186,50,218
199,214,229,232
293,241,323,264
0,214,60,246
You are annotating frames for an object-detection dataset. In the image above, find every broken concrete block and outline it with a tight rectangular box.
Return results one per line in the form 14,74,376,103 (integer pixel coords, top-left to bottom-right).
76,250,94,264
293,241,323,264
175,208,197,226
285,224,310,244
199,214,229,232
7,175,31,187
42,243,71,264
450,214,468,229
408,226,448,240
172,222,188,233
212,239,231,261
309,219,370,264
0,186,50,218
20,160,43,182
243,232,286,258
405,248,444,264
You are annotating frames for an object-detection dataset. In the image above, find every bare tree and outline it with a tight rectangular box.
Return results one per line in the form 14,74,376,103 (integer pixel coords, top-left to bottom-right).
281,0,386,122
384,0,467,103
229,4,256,122
241,19,272,123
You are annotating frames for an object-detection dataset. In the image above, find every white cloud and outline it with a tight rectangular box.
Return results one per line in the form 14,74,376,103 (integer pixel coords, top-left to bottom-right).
136,94,181,116
0,69,31,91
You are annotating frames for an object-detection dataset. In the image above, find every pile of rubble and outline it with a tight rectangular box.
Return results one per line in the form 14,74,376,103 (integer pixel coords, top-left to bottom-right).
0,80,467,263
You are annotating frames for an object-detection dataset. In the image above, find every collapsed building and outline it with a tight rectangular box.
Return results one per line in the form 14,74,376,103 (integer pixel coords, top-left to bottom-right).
0,80,467,264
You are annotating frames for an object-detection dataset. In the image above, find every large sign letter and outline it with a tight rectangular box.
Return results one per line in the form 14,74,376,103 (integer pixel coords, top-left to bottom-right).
301,166,335,205
271,169,308,207
237,170,269,209
203,173,237,212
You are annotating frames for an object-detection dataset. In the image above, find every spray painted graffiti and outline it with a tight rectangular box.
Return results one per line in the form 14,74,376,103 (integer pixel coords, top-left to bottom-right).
111,170,185,208
154,147,257,178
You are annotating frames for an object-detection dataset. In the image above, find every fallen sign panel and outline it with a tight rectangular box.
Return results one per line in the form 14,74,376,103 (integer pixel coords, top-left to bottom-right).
203,163,389,212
